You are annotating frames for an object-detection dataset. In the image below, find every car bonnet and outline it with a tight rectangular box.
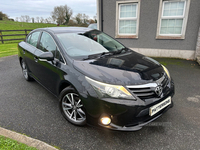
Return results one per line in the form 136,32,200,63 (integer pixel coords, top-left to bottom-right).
73,51,164,86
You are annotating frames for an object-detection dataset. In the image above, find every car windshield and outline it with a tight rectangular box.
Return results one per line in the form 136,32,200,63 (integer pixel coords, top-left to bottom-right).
56,30,125,59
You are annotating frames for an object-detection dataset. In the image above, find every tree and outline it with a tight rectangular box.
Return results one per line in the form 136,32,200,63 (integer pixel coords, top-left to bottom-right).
51,4,73,25
31,17,34,23
64,5,73,25
75,13,83,24
89,19,95,24
9,18,14,21
40,17,44,23
15,17,19,22
20,15,25,22
25,15,30,22
19,17,23,22
36,17,40,23
83,14,89,24
0,11,9,20
93,14,97,23
45,18,52,24
68,19,76,26
46,17,53,24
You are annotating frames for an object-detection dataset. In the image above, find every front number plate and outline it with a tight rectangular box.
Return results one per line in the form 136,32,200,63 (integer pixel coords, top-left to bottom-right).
149,96,171,116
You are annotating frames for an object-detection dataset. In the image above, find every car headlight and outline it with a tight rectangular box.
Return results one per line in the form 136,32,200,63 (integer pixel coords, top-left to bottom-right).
162,65,170,79
85,76,135,100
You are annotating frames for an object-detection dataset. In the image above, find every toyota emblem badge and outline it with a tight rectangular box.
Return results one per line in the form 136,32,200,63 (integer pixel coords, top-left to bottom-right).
155,86,163,97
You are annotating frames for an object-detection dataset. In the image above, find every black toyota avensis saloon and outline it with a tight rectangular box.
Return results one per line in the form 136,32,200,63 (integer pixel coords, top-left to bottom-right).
18,27,175,131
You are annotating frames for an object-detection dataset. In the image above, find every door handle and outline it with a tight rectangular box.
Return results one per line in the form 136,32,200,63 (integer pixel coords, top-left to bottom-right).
34,57,38,62
22,49,25,54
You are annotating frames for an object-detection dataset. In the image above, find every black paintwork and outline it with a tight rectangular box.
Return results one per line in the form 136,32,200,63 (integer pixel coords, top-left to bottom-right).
18,27,175,131
73,50,164,85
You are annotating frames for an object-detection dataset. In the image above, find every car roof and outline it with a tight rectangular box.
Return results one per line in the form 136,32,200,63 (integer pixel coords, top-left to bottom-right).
34,27,93,34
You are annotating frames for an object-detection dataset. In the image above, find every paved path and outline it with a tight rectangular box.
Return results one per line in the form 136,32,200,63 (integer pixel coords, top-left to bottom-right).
0,56,200,150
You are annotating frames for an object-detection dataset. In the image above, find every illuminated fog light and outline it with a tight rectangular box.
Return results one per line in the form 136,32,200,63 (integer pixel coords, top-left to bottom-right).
100,117,111,125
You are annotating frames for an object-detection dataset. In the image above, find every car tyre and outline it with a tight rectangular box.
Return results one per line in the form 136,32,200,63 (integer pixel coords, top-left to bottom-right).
59,87,86,126
21,59,33,81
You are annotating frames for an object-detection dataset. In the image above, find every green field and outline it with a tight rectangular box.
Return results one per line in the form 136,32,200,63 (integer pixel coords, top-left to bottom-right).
0,20,66,58
0,20,63,30
0,20,65,43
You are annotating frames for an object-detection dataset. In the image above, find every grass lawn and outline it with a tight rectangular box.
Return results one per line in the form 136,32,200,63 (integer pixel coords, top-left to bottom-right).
0,135,38,150
0,43,18,58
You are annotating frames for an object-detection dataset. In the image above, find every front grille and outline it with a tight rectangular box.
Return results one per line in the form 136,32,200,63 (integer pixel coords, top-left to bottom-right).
128,86,156,100
161,74,168,89
127,74,169,101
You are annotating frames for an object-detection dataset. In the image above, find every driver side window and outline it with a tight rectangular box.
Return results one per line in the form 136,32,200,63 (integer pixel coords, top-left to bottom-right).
38,32,64,63
38,32,57,54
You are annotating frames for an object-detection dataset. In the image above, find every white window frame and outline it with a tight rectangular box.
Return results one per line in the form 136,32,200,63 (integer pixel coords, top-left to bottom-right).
160,1,186,36
115,0,141,39
118,3,138,35
156,0,191,39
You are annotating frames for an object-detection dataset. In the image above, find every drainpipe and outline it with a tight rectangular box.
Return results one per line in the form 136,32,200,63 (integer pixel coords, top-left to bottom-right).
195,26,200,65
96,0,100,30
101,0,103,31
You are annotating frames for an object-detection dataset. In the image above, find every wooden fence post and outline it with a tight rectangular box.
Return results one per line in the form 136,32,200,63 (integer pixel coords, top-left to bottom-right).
25,29,27,36
0,30,4,44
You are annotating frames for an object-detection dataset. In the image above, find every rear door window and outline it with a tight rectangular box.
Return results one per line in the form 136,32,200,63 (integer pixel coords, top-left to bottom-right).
28,31,40,47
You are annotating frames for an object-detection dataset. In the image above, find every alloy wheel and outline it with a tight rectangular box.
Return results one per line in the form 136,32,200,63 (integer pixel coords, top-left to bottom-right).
62,93,86,123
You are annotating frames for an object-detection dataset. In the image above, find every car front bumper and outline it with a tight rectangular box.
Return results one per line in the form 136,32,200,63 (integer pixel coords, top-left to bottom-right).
98,101,173,131
82,80,175,131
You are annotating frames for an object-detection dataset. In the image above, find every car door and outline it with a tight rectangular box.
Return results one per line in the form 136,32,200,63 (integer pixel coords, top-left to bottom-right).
22,31,41,77
33,31,65,95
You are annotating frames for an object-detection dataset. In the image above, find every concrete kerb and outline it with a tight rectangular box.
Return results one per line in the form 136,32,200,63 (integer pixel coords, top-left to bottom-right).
0,127,58,150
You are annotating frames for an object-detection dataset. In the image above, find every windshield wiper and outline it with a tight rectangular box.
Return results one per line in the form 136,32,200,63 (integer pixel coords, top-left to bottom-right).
83,51,114,60
99,48,128,58
83,54,100,60
83,48,128,60
113,47,128,55
100,51,114,58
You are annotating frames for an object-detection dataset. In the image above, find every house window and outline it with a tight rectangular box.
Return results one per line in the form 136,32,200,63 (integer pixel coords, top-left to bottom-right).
116,0,140,38
156,0,190,39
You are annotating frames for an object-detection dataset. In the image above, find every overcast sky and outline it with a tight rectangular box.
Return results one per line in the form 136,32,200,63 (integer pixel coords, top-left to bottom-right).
1,0,97,20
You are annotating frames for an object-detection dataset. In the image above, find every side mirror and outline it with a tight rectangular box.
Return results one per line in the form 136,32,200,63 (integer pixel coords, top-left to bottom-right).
38,52,54,61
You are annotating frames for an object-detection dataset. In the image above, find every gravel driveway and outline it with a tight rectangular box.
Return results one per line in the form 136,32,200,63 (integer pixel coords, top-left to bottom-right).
0,55,200,150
